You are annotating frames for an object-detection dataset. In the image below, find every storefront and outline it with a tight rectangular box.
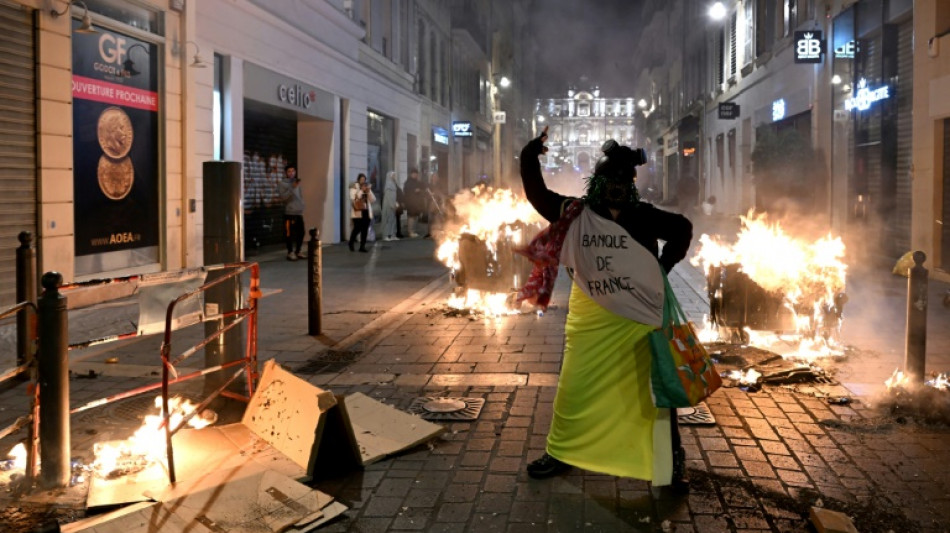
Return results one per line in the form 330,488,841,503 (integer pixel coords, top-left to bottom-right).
240,62,334,251
71,7,163,277
832,0,913,260
0,2,36,305
368,110,395,215
430,125,449,188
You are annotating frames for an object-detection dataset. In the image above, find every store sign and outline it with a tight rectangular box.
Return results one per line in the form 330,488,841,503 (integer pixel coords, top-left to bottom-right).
834,40,857,59
772,99,786,122
432,126,449,145
452,121,473,137
277,84,315,109
493,111,506,124
71,22,159,262
794,31,825,63
844,78,890,111
718,102,740,119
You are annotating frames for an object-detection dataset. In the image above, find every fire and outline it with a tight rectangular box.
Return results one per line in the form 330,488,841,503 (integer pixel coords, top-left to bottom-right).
885,368,908,390
93,395,214,478
436,186,545,315
723,368,762,386
927,373,950,390
692,211,847,359
4,443,27,471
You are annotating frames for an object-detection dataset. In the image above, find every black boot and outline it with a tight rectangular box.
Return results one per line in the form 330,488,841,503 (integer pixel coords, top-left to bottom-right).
671,447,689,493
348,240,355,252
526,453,571,479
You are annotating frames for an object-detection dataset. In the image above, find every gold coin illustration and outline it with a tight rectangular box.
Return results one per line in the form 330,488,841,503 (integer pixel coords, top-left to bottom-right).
98,156,134,200
97,106,134,159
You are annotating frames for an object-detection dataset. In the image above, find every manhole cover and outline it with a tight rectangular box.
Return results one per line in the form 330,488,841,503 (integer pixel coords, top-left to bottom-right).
407,397,485,421
676,402,716,425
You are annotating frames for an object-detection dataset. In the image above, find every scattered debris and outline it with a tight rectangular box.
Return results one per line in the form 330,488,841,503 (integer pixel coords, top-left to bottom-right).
810,506,859,533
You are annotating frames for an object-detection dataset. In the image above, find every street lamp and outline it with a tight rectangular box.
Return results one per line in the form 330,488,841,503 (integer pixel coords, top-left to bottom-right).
491,74,510,188
708,1,726,21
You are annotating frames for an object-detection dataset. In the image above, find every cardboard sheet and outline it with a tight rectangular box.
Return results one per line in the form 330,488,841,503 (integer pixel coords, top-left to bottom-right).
343,392,445,465
87,424,306,508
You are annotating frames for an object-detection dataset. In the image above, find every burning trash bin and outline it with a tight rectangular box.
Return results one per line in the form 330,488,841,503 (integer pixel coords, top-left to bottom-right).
437,187,545,315
693,213,848,353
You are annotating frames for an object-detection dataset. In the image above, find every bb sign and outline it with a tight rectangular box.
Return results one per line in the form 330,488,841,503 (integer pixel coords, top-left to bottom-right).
794,31,825,63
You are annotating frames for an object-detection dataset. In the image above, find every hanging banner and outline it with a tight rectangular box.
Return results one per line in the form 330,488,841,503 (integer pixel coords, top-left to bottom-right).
72,22,159,259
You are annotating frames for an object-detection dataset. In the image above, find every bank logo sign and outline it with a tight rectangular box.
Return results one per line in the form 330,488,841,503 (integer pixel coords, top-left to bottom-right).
794,31,825,63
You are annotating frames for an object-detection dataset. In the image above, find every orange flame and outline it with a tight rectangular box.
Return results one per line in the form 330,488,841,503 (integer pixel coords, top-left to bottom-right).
692,212,847,359
436,186,545,316
93,395,214,477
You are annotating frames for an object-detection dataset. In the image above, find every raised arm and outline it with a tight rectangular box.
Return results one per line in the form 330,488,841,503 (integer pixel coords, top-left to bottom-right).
520,127,573,223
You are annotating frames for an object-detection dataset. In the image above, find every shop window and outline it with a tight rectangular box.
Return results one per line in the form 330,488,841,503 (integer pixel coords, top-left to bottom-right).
755,0,773,57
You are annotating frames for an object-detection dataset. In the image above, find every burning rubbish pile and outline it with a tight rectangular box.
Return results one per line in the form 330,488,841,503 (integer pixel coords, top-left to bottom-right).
692,212,848,359
436,186,546,316
878,369,950,425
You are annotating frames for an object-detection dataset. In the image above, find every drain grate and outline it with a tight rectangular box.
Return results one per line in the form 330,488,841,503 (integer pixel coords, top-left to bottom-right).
406,397,486,421
676,402,716,425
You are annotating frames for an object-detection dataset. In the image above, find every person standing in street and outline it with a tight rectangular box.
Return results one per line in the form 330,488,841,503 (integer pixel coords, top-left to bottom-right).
424,172,447,239
402,168,426,237
517,127,693,492
382,171,401,241
277,164,305,261
348,173,376,252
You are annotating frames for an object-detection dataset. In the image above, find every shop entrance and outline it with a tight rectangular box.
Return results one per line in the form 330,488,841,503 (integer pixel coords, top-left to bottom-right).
244,102,297,251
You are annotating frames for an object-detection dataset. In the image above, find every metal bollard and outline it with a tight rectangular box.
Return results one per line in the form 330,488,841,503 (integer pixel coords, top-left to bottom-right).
37,272,70,488
308,228,323,336
16,231,36,368
904,251,928,383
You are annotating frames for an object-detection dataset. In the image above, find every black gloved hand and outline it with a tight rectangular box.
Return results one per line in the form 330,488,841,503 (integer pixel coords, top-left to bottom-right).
526,125,549,157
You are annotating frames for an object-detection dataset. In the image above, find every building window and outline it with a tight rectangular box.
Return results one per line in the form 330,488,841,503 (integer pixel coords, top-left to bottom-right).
213,53,224,160
756,0,772,57
743,2,754,66
416,22,425,96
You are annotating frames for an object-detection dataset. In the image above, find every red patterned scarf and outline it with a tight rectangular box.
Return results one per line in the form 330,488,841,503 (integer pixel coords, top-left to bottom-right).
515,199,585,310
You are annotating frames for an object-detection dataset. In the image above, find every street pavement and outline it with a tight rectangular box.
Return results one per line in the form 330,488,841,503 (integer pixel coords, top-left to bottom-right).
2,218,950,532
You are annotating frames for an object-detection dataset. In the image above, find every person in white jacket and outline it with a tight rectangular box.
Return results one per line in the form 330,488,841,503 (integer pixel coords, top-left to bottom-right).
348,173,376,252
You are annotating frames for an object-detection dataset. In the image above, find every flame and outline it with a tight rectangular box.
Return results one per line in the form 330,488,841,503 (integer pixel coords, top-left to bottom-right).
885,368,908,390
692,211,847,359
723,368,762,386
93,395,214,477
447,289,518,317
926,373,949,390
5,443,26,470
436,186,545,315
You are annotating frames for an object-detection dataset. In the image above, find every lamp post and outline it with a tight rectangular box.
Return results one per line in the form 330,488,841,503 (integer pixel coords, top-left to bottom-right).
491,75,510,188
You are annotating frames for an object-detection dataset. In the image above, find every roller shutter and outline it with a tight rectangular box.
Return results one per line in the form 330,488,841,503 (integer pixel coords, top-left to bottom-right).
894,20,913,255
0,2,36,306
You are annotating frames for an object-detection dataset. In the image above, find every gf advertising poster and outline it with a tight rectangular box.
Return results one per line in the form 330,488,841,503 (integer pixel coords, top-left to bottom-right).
72,21,159,259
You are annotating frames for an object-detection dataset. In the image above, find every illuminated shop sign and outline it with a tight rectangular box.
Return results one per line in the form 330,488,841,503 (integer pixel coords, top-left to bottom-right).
794,31,825,63
772,99,786,122
452,121,473,137
844,78,890,111
834,40,857,59
432,126,449,145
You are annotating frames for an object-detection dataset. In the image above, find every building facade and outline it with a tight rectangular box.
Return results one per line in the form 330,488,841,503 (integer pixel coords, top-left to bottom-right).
643,0,939,279
0,0,532,306
533,82,640,197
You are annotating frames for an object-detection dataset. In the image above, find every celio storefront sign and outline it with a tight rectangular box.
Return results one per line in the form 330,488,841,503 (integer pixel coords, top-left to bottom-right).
278,83,315,109
244,62,334,120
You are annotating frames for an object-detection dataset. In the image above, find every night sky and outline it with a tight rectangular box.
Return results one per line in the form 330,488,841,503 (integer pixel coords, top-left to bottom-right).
527,0,664,98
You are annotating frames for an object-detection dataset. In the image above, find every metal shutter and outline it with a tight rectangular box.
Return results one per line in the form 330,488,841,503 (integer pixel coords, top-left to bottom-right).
894,20,913,254
0,2,36,306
